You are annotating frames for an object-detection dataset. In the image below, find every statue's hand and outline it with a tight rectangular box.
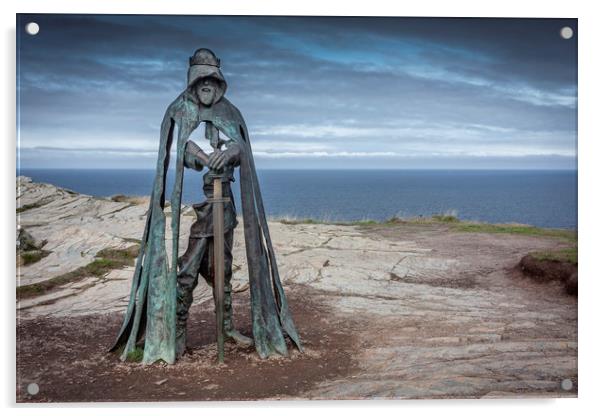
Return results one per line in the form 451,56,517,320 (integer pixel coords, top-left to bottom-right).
209,143,241,170
184,140,209,171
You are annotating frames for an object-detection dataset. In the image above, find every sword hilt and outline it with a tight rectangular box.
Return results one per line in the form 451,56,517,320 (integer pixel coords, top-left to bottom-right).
206,197,230,204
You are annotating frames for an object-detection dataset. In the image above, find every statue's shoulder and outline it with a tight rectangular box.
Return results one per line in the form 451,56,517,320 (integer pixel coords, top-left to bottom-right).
214,97,246,125
164,90,200,122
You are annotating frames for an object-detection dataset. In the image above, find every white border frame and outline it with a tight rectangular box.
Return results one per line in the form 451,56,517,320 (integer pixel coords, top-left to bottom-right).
3,1,600,414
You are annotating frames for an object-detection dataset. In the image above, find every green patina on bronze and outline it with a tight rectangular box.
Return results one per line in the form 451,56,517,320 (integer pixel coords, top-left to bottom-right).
111,48,302,364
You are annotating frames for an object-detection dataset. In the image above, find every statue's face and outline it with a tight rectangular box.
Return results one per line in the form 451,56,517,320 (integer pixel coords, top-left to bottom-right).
195,77,219,106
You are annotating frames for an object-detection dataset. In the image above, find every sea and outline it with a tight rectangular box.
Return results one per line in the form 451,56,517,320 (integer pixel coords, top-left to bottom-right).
18,169,578,229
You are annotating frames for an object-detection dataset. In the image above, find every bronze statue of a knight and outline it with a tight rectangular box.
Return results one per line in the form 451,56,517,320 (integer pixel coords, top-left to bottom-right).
110,48,302,364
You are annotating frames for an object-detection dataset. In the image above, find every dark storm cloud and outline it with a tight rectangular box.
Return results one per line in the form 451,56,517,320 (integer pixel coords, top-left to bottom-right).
17,14,577,169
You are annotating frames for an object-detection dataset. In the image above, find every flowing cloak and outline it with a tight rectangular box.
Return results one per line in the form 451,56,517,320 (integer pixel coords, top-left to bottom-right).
110,89,302,364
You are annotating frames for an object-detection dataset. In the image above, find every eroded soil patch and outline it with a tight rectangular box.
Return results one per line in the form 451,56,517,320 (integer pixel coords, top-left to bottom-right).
518,254,577,296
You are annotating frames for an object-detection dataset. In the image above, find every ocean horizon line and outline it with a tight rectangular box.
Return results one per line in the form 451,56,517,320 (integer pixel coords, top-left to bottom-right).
16,168,577,229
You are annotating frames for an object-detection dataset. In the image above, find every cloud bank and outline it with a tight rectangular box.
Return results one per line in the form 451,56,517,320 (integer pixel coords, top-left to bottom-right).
17,15,577,169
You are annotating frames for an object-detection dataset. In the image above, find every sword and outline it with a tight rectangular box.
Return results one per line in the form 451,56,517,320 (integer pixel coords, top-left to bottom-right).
206,122,228,363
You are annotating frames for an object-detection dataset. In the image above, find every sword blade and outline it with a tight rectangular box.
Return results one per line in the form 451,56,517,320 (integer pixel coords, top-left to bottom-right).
213,178,225,363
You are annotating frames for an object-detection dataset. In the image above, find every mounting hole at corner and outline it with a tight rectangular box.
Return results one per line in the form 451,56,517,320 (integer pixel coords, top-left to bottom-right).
561,378,573,391
27,383,39,395
25,22,40,36
560,26,573,40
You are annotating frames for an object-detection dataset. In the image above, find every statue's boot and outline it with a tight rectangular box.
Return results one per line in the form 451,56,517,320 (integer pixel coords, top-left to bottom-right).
222,284,254,347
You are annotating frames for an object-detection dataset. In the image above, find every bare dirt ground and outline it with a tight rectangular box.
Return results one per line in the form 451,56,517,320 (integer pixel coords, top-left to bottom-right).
16,178,577,402
17,223,577,402
17,289,358,402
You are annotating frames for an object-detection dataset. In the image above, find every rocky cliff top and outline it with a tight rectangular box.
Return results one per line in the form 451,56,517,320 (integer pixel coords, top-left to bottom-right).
16,176,577,401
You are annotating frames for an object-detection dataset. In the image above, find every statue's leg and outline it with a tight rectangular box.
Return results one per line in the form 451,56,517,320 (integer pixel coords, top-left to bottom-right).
199,237,213,286
199,232,253,347
176,237,206,358
223,230,253,347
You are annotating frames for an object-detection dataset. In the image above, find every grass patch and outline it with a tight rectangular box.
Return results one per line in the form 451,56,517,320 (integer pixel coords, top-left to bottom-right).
84,258,122,276
450,222,576,242
350,219,380,226
122,237,142,244
431,214,460,223
278,217,380,226
531,247,578,264
97,245,140,262
278,213,463,227
110,195,148,205
110,194,129,203
275,213,577,243
20,250,51,265
17,244,140,299
279,217,333,225
16,201,45,213
126,347,145,363
364,213,461,227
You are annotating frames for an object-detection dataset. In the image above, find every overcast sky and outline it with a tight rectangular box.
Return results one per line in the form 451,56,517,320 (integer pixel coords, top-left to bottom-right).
17,14,577,169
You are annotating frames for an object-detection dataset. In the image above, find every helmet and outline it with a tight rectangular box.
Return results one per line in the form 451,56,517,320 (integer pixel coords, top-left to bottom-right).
187,48,227,102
